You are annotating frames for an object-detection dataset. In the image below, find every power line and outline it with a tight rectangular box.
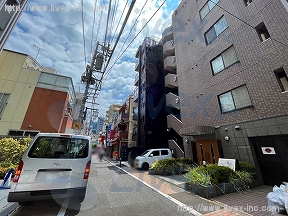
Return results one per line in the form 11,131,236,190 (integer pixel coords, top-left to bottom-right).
104,0,113,47
111,0,148,74
110,0,129,45
104,0,167,78
81,0,87,67
90,0,99,62
108,0,120,45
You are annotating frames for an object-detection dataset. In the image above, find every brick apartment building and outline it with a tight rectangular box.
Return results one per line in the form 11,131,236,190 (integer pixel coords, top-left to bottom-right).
165,0,288,185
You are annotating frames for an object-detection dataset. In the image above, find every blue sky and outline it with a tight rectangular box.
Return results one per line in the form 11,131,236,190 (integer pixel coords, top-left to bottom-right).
5,0,181,117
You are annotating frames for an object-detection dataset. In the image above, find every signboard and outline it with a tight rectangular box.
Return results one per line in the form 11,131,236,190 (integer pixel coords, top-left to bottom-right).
261,147,276,155
281,0,288,12
218,158,236,171
72,121,81,130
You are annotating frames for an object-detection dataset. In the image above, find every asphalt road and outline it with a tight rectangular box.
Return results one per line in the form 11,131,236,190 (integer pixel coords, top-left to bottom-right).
12,158,192,216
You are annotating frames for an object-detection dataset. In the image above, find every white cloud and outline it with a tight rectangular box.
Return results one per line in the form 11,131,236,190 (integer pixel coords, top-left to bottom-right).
5,0,181,118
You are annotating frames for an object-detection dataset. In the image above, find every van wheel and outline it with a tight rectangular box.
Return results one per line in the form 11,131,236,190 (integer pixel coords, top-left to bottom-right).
142,163,149,170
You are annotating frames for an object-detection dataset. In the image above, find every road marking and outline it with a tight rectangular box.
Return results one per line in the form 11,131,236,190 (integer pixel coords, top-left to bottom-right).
57,198,70,216
105,159,202,216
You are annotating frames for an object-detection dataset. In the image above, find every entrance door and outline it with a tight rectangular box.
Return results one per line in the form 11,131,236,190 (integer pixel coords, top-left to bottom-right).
252,136,288,186
196,140,221,165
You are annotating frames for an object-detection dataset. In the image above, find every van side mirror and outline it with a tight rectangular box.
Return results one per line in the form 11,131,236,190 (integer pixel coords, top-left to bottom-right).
149,154,153,157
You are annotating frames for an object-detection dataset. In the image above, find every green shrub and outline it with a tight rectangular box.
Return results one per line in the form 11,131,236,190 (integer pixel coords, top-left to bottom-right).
229,171,254,191
237,161,256,174
0,137,31,178
151,158,197,175
198,164,235,184
184,168,212,186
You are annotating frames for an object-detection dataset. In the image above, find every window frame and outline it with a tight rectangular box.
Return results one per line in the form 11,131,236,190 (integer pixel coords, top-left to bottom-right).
218,85,253,113
0,93,10,119
205,16,228,45
199,0,220,20
274,68,288,92
210,45,239,75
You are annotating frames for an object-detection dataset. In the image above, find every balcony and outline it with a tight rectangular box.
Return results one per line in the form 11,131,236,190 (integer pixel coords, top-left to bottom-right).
180,126,215,136
166,92,181,109
134,73,139,86
165,74,178,88
133,87,138,102
164,56,176,73
135,46,141,58
116,112,129,125
167,114,182,136
162,26,173,44
163,40,175,56
135,58,140,72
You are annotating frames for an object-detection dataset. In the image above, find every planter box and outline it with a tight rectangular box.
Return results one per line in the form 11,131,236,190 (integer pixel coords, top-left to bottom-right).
188,182,236,198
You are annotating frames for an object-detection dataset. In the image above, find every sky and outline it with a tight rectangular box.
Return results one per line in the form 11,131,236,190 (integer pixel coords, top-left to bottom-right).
5,0,181,118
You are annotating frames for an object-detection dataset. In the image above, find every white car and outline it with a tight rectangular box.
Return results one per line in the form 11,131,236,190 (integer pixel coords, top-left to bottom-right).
7,133,92,205
134,148,173,170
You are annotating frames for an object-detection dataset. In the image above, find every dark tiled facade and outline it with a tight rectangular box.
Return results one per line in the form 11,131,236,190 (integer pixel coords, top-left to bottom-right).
170,0,288,185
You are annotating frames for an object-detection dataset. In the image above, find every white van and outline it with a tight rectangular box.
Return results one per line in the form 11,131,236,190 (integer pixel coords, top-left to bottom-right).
7,133,92,204
134,148,173,170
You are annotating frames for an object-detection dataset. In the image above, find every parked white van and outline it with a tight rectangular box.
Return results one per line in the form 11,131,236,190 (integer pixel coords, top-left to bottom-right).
134,148,173,170
7,133,92,204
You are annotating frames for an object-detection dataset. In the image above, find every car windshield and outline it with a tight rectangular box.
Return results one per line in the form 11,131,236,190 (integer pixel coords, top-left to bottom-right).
140,150,150,156
28,137,89,159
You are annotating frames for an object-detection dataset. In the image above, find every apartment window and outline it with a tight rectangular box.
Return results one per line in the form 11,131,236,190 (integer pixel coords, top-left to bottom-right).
274,68,288,92
244,0,252,6
0,93,10,119
218,85,252,113
211,46,238,74
200,0,219,20
255,22,270,42
205,16,228,44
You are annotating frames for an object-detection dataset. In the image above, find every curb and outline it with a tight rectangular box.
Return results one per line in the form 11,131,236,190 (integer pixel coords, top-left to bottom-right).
0,202,19,216
104,159,202,216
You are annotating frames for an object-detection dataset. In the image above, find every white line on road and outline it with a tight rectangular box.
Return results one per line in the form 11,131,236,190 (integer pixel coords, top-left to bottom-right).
57,198,70,216
105,160,202,216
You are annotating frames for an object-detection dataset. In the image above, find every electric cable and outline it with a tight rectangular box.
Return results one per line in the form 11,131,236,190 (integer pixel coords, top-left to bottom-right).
81,0,87,67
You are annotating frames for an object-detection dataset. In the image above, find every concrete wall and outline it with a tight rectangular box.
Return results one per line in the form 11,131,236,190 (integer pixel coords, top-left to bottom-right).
0,50,39,135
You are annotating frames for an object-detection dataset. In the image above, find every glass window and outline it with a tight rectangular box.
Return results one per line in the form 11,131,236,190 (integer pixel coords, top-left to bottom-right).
205,17,228,44
56,76,70,87
222,46,238,67
211,46,238,74
200,4,209,20
0,93,10,119
208,0,219,10
150,150,159,156
219,85,252,113
161,150,169,155
211,55,225,74
219,91,235,112
214,17,228,36
232,85,252,108
205,28,217,44
39,73,57,85
28,137,89,159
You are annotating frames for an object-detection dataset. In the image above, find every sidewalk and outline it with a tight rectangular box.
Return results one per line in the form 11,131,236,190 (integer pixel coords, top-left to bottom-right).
0,188,18,216
106,158,251,216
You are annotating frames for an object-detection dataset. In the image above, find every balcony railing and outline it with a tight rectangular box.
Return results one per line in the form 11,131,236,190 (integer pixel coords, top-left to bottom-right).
135,58,140,72
164,56,176,72
133,87,138,102
162,26,174,44
134,73,139,86
163,40,175,56
165,74,178,88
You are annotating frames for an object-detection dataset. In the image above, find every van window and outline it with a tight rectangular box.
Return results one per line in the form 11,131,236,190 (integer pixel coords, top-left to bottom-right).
150,150,160,156
28,137,89,159
161,150,169,155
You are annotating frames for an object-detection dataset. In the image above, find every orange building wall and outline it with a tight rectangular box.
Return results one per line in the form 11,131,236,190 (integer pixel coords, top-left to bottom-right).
21,87,69,133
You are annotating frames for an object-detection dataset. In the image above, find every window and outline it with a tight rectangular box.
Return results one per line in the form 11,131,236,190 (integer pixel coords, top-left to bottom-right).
244,0,252,6
205,16,228,44
274,68,288,92
161,150,169,156
218,85,252,113
199,0,219,20
28,137,89,158
0,93,10,119
150,150,160,156
255,22,270,42
211,46,238,74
